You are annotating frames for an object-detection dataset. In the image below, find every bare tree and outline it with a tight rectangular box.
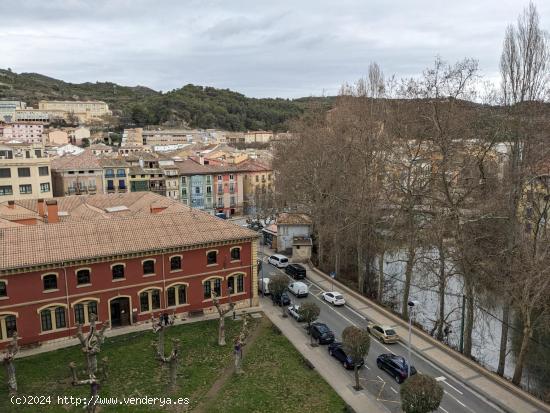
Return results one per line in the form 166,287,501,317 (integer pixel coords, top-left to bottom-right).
2,333,19,394
151,312,176,360
212,290,235,346
299,302,321,346
269,274,290,317
234,313,252,374
342,326,370,390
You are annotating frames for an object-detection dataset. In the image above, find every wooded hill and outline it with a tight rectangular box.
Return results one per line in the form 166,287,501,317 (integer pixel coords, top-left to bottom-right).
0,69,333,131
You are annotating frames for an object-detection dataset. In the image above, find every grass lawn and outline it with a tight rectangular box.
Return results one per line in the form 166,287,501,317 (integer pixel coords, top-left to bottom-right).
0,316,346,412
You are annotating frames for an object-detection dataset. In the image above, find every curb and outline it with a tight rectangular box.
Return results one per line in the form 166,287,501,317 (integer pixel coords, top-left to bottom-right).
309,265,550,413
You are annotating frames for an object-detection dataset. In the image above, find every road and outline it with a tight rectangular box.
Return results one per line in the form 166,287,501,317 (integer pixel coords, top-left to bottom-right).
258,252,505,413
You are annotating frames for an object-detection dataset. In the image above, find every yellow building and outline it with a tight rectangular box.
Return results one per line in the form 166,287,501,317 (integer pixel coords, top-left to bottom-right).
0,143,53,201
38,100,111,121
235,159,273,214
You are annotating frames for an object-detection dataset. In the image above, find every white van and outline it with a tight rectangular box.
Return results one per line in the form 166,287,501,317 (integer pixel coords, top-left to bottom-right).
268,254,289,268
258,277,271,295
288,281,309,298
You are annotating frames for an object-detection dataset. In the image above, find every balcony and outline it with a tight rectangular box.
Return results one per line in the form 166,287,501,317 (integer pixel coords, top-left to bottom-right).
116,173,126,178
107,187,116,193
117,187,128,193
105,172,115,178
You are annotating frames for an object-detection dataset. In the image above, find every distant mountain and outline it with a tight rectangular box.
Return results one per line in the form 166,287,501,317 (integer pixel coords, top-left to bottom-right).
0,69,333,131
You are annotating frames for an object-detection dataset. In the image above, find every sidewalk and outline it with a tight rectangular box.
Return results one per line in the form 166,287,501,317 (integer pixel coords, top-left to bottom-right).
303,264,549,413
260,299,389,413
15,306,262,359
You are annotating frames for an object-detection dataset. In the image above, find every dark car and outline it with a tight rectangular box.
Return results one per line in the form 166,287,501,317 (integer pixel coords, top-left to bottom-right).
328,342,365,369
307,322,335,344
271,291,291,306
285,263,307,279
376,353,417,383
247,221,264,231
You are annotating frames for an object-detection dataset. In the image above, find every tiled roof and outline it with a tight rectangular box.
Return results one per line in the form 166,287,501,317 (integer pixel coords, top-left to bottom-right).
175,159,237,175
0,193,258,271
233,159,272,172
277,213,312,225
51,150,102,170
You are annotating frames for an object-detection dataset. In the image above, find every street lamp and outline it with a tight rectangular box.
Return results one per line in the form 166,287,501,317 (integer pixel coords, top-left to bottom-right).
407,300,420,379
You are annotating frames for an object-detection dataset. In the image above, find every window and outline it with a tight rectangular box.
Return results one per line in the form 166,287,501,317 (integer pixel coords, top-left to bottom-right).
1,315,17,339
43,274,58,290
195,186,200,194
0,168,11,178
231,247,241,261
75,303,85,325
55,307,66,328
143,260,155,275
255,175,259,182
76,269,91,285
229,174,234,180
40,306,67,332
18,167,31,177
206,186,212,194
40,182,50,193
237,274,244,293
228,277,234,293
107,180,114,190
139,289,161,312
229,183,234,192
167,285,187,307
0,186,13,196
207,251,217,265
41,310,52,331
268,174,272,181
112,264,125,280
75,301,98,325
38,166,49,176
203,281,211,299
217,175,222,181
0,281,6,297
105,169,114,177
19,184,32,194
214,279,221,296
170,256,182,271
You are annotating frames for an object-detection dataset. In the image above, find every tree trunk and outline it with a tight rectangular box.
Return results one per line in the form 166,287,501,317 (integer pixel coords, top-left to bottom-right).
357,233,365,294
354,365,361,390
377,252,384,301
86,353,98,376
463,280,475,357
169,357,178,390
512,324,532,385
5,360,17,394
219,316,226,346
497,302,510,377
401,245,416,320
436,244,446,341
158,328,165,359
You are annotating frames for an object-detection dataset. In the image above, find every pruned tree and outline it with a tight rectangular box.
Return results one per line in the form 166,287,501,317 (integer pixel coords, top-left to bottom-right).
299,302,320,345
151,313,180,391
342,326,370,390
70,314,110,413
212,289,235,346
234,312,252,374
400,374,444,413
2,333,19,394
269,274,289,316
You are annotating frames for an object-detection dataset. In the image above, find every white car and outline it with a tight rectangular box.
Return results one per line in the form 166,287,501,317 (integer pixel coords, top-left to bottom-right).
288,281,309,298
268,254,289,268
287,304,304,321
322,292,346,306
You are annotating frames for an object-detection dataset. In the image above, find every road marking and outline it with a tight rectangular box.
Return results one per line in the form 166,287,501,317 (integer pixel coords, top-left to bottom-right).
390,387,398,394
444,390,467,408
376,375,384,381
440,407,449,413
444,380,464,395
435,376,446,382
365,365,370,370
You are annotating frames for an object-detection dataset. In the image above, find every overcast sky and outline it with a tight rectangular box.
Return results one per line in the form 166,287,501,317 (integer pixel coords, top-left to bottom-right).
1,0,549,98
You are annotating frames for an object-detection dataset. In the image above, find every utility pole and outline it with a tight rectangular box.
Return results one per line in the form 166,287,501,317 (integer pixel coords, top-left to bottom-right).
407,300,419,378
459,294,466,353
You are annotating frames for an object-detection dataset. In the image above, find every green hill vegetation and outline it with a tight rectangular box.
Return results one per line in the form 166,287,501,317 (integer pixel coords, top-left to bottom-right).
0,69,333,131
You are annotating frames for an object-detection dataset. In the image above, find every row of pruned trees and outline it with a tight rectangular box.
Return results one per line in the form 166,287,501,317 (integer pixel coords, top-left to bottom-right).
273,2,550,388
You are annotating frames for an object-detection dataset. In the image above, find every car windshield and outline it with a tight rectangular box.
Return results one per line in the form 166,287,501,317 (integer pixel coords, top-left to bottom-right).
316,324,329,333
280,258,288,263
334,295,344,300
385,329,396,336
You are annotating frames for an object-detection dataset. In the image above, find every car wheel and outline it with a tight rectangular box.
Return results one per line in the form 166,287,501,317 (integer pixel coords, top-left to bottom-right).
328,349,333,356
343,361,349,369
395,375,402,384
377,361,382,369
379,336,384,343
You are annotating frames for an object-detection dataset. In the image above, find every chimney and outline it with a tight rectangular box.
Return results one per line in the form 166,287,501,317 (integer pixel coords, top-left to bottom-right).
37,199,45,217
7,200,15,209
45,200,59,223
199,155,205,165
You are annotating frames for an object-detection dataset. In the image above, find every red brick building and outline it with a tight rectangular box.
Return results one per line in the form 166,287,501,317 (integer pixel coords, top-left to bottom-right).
0,192,259,349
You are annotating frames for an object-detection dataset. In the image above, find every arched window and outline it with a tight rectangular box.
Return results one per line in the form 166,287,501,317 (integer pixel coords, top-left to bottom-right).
0,281,6,297
167,284,187,307
74,300,98,325
39,305,67,332
170,256,182,271
0,314,17,340
112,264,125,280
227,274,245,294
43,274,58,291
143,260,155,275
139,289,161,312
203,278,222,299
206,250,217,265
230,247,241,261
76,269,91,285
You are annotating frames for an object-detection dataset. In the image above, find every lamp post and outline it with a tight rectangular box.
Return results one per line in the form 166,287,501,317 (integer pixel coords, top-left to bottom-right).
407,300,419,378
261,236,265,297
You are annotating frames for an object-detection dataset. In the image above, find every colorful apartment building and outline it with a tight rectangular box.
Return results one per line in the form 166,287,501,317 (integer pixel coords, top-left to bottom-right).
0,192,259,348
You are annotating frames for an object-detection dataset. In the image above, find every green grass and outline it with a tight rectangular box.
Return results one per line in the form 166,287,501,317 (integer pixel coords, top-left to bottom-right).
0,317,346,412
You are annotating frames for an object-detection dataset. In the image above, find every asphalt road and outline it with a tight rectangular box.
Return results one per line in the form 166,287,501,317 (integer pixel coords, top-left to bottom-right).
258,253,505,413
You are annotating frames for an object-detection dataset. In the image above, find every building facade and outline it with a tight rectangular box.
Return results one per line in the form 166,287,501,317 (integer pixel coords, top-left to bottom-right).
51,150,103,196
38,100,111,121
0,122,45,144
0,143,53,201
0,193,259,348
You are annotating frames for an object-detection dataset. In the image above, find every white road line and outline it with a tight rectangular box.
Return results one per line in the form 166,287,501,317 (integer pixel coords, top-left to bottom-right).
444,390,467,408
365,365,371,370
390,387,398,394
435,376,446,382
444,380,464,395
440,407,449,413
376,375,384,382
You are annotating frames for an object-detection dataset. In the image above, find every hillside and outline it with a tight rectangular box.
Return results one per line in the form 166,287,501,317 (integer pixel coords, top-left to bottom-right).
0,69,332,131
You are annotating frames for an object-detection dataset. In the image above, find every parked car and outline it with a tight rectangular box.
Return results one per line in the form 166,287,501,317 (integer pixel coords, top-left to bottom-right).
328,342,365,369
367,322,400,344
288,281,309,297
322,291,346,306
307,322,335,344
268,254,289,268
285,263,307,279
258,277,271,295
215,212,227,219
247,221,264,231
376,353,417,383
287,304,304,321
272,291,291,306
